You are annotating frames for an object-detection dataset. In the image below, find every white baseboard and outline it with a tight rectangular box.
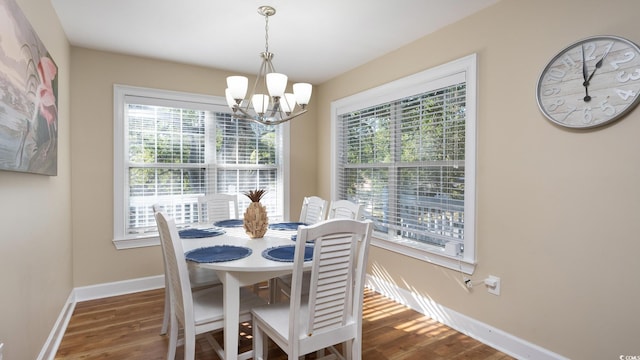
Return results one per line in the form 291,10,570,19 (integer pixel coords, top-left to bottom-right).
365,274,568,360
37,292,76,360
38,275,165,359
73,275,164,302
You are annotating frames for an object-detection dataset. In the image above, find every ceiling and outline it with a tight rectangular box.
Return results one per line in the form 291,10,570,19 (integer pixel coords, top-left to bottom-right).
51,0,499,84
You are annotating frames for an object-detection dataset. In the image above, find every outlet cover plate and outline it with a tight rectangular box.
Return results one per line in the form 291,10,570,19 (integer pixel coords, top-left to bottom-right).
487,275,501,295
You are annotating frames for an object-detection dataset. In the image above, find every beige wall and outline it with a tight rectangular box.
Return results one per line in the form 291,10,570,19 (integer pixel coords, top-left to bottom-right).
3,0,638,358
70,48,318,286
317,0,640,359
0,0,71,359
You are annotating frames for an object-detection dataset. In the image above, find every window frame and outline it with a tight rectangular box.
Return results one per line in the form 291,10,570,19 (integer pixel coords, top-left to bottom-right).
113,84,290,249
331,54,477,274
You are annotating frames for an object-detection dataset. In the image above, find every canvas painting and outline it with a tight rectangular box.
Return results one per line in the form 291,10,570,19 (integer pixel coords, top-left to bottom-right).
0,0,58,175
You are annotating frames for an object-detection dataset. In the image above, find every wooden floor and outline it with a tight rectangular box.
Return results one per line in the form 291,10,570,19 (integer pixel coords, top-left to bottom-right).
55,287,514,359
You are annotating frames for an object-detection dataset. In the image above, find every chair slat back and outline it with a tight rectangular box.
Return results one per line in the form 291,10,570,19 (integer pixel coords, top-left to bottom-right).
309,234,355,333
155,211,193,327
299,196,328,224
327,199,363,220
198,194,239,223
290,219,373,338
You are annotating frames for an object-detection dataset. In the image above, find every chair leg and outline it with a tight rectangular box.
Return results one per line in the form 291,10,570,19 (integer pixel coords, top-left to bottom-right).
167,315,178,360
160,287,170,335
184,325,196,360
348,338,360,360
263,331,270,360
253,321,265,360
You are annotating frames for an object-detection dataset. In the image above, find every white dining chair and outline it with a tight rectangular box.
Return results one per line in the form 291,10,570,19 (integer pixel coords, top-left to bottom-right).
197,193,239,224
252,218,373,360
155,210,266,360
153,204,222,336
275,199,364,302
299,196,328,224
272,196,327,302
327,199,363,221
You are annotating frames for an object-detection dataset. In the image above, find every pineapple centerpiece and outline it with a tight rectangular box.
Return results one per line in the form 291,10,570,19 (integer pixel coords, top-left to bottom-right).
243,189,269,239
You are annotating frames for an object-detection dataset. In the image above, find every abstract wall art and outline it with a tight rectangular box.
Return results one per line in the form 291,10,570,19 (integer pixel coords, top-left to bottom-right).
0,0,58,175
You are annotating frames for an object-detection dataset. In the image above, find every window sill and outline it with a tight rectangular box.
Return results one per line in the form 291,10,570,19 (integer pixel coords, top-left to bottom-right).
371,235,476,275
113,235,160,250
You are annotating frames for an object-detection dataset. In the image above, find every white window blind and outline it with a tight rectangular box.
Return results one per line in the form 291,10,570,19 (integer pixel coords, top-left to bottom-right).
337,83,465,247
126,101,208,232
114,85,285,246
332,54,476,270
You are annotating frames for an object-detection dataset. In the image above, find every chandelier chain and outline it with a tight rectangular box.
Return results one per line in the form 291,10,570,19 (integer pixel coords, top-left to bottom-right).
264,13,269,53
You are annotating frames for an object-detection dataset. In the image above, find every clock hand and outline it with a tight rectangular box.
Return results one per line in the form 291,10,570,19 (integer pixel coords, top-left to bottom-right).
583,43,613,102
586,44,612,84
582,45,589,83
582,45,591,102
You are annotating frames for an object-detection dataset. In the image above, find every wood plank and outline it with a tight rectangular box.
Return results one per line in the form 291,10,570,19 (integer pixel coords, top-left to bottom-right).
55,287,514,359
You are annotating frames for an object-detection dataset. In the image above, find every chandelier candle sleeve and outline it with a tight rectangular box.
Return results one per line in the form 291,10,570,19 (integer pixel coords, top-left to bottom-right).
224,5,312,125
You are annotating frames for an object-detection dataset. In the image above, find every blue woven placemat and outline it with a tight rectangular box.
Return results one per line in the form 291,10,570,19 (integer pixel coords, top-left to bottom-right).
178,228,226,239
290,234,315,243
213,219,244,228
262,245,313,262
185,245,252,263
269,222,306,231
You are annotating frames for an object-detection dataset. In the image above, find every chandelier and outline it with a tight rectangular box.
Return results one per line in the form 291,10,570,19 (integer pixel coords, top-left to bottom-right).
225,6,312,126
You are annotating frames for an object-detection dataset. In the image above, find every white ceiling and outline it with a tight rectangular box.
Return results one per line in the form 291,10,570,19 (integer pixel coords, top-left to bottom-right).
51,0,498,84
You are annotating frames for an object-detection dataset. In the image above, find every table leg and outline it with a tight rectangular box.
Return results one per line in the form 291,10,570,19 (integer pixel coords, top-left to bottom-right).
268,278,278,303
222,272,241,360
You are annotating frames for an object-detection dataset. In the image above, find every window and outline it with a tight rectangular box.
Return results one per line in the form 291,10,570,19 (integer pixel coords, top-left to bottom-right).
332,54,476,272
113,85,288,249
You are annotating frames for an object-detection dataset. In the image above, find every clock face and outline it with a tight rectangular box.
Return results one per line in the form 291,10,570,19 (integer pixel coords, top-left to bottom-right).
536,35,640,128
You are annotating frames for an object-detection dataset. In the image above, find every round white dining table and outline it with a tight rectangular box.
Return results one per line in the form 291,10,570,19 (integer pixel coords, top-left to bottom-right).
181,226,304,360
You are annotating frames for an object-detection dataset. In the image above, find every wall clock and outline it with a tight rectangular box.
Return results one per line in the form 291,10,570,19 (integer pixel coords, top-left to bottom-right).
536,35,640,129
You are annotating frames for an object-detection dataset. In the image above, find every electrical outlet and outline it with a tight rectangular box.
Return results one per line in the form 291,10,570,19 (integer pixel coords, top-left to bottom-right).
463,277,472,288
485,275,501,295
